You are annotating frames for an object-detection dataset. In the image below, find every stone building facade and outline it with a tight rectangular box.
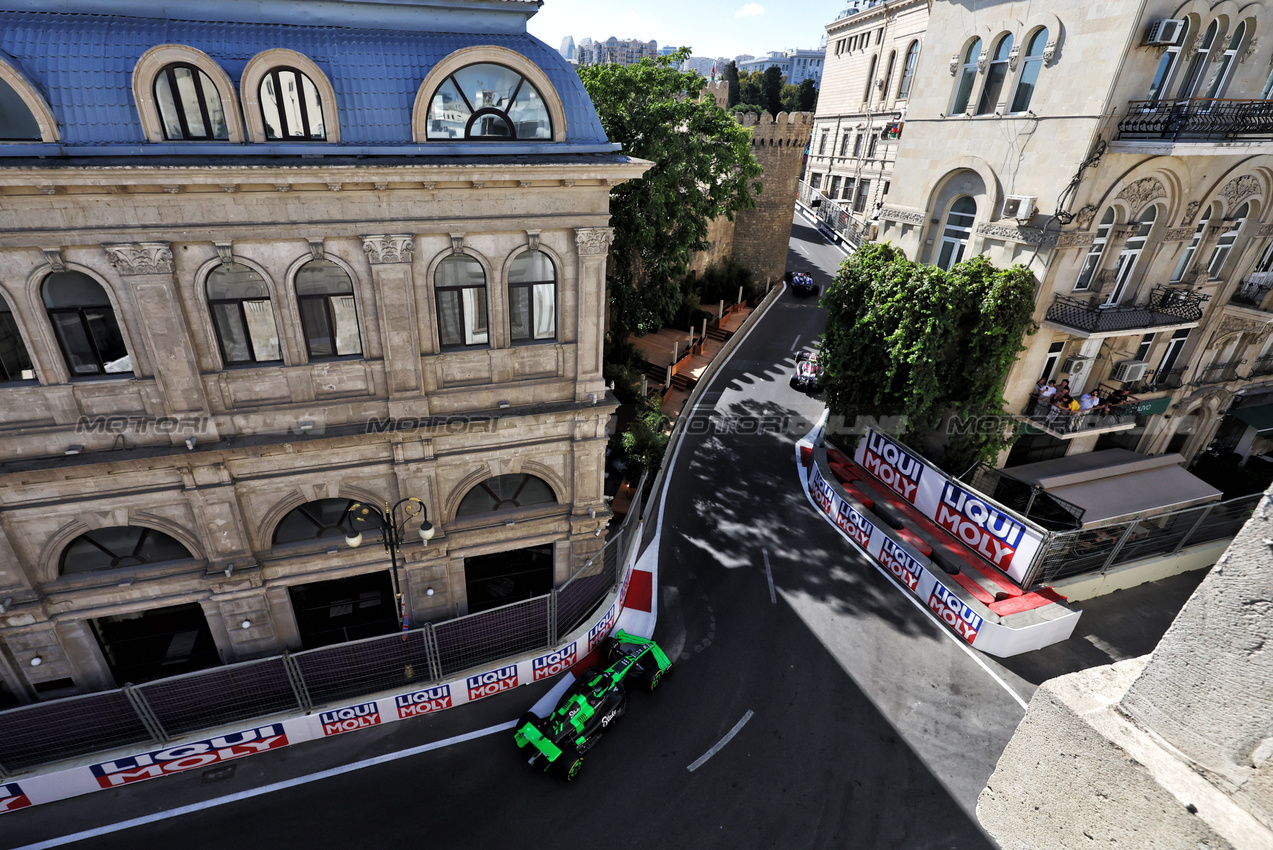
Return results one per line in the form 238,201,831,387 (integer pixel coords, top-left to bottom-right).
867,0,1273,468
806,0,929,241
575,37,661,68
0,0,647,703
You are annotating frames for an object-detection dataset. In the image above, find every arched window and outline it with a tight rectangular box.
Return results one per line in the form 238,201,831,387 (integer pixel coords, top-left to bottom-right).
0,76,41,141
435,255,488,348
206,263,281,365
898,41,920,99
273,498,373,544
1106,206,1157,305
61,526,193,575
43,272,131,377
1149,20,1188,101
936,197,977,270
863,55,877,103
259,67,326,140
296,260,361,359
1208,202,1249,276
153,63,229,141
1204,21,1246,99
1177,19,1219,99
1173,208,1211,281
1010,28,1048,113
456,474,556,516
1075,209,1116,291
951,38,982,114
0,292,34,382
426,63,551,141
508,251,557,342
977,35,1013,114
881,51,896,105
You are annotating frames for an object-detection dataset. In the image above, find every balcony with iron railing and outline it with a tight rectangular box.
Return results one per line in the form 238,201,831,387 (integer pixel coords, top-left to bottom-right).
1125,367,1187,394
1250,354,1273,378
1044,285,1208,336
1021,384,1141,439
1115,98,1273,149
1230,271,1273,309
1195,359,1245,385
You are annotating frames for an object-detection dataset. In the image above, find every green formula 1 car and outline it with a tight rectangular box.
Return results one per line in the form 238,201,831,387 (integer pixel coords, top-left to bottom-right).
514,630,672,781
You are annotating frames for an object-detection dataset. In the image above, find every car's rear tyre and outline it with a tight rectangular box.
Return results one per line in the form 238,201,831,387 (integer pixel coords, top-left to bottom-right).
643,666,666,693
553,747,584,782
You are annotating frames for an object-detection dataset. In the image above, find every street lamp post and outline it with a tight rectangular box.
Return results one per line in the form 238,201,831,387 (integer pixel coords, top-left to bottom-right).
345,497,435,637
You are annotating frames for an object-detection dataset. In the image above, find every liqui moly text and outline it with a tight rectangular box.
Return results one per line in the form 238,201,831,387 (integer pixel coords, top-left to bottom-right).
928,583,984,643
809,468,835,515
588,605,617,651
467,665,518,701
935,482,1025,571
0,783,30,814
861,433,923,503
533,644,578,681
395,684,453,718
320,701,381,736
878,536,925,592
90,724,289,788
836,499,874,548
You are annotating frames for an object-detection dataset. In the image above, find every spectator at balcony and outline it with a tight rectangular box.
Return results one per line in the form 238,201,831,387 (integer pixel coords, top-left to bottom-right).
1101,387,1131,417
1045,392,1072,428
1032,378,1057,415
1080,391,1100,411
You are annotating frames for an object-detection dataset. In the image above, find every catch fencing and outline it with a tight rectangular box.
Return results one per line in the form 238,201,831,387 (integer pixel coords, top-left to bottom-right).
0,474,645,778
1022,491,1260,588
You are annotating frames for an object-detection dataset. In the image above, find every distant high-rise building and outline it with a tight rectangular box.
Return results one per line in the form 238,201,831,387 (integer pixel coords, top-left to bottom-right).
576,36,659,67
660,45,680,56
559,35,576,61
737,48,825,86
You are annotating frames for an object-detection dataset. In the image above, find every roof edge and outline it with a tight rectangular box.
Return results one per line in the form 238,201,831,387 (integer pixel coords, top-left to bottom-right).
3,0,543,34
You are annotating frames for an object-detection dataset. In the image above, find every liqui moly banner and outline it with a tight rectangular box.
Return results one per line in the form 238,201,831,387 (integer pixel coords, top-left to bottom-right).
854,430,1044,584
0,783,31,814
395,684,453,718
89,724,289,788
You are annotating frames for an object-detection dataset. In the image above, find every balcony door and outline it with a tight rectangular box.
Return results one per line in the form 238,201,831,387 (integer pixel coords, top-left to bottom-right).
1176,20,1219,100
1104,206,1156,306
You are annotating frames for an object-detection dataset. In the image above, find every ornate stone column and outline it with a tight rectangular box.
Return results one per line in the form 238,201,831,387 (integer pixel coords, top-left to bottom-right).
103,242,213,438
362,234,426,415
574,227,613,401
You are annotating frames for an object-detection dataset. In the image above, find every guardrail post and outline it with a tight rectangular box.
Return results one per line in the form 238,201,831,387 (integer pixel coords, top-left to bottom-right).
281,651,312,713
548,589,559,647
1100,520,1142,575
123,684,169,744
423,623,443,682
1173,504,1215,555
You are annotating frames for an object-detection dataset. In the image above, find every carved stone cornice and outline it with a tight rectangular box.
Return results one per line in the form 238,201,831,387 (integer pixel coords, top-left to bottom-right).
449,233,465,255
1007,44,1021,71
1242,36,1260,64
1074,205,1099,229
976,49,989,73
1058,232,1095,248
574,227,614,256
949,53,959,76
880,206,925,225
1259,223,1273,238
1181,200,1201,226
1219,174,1261,207
1042,38,1058,66
976,223,1058,246
1165,227,1196,241
362,234,415,265
1115,177,1166,215
104,242,173,276
1218,313,1273,337
41,247,65,271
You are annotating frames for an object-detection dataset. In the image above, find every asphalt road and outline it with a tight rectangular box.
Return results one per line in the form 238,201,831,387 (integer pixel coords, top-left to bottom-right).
5,213,1027,850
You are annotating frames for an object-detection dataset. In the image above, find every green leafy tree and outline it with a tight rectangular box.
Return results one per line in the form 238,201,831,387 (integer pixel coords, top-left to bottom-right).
722,61,740,108
797,78,818,112
780,83,800,113
818,244,1039,472
620,394,672,477
763,65,783,116
739,72,764,109
578,50,763,337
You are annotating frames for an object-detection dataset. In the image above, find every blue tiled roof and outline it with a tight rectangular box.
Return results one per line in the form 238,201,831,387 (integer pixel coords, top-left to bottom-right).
0,10,611,152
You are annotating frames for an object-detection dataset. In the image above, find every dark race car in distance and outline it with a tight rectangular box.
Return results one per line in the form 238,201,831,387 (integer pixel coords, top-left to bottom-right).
514,630,672,781
789,271,818,296
791,350,822,392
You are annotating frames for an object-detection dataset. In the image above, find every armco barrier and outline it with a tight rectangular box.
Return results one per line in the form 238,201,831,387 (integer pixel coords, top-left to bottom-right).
0,476,647,813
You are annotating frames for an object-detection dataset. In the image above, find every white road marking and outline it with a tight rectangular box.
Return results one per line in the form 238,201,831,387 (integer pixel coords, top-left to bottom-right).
790,335,801,351
11,721,518,849
796,463,1032,712
763,548,776,604
687,710,754,772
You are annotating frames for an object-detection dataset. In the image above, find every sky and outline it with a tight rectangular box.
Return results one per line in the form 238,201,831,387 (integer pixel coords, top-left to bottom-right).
526,0,849,61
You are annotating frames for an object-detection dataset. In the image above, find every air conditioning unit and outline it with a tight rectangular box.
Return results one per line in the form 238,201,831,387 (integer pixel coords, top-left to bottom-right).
1112,360,1149,383
1144,19,1186,46
1002,195,1037,220
1062,355,1091,375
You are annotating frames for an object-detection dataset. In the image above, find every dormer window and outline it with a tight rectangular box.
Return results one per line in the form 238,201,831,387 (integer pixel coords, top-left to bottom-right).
260,67,326,141
0,76,40,141
426,64,551,141
154,63,229,141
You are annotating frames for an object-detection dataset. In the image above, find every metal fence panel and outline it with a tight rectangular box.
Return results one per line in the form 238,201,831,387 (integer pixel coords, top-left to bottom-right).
1033,523,1131,584
1111,509,1206,567
136,657,301,737
558,541,619,637
433,596,549,679
291,629,435,707
1184,494,1261,545
0,689,152,772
